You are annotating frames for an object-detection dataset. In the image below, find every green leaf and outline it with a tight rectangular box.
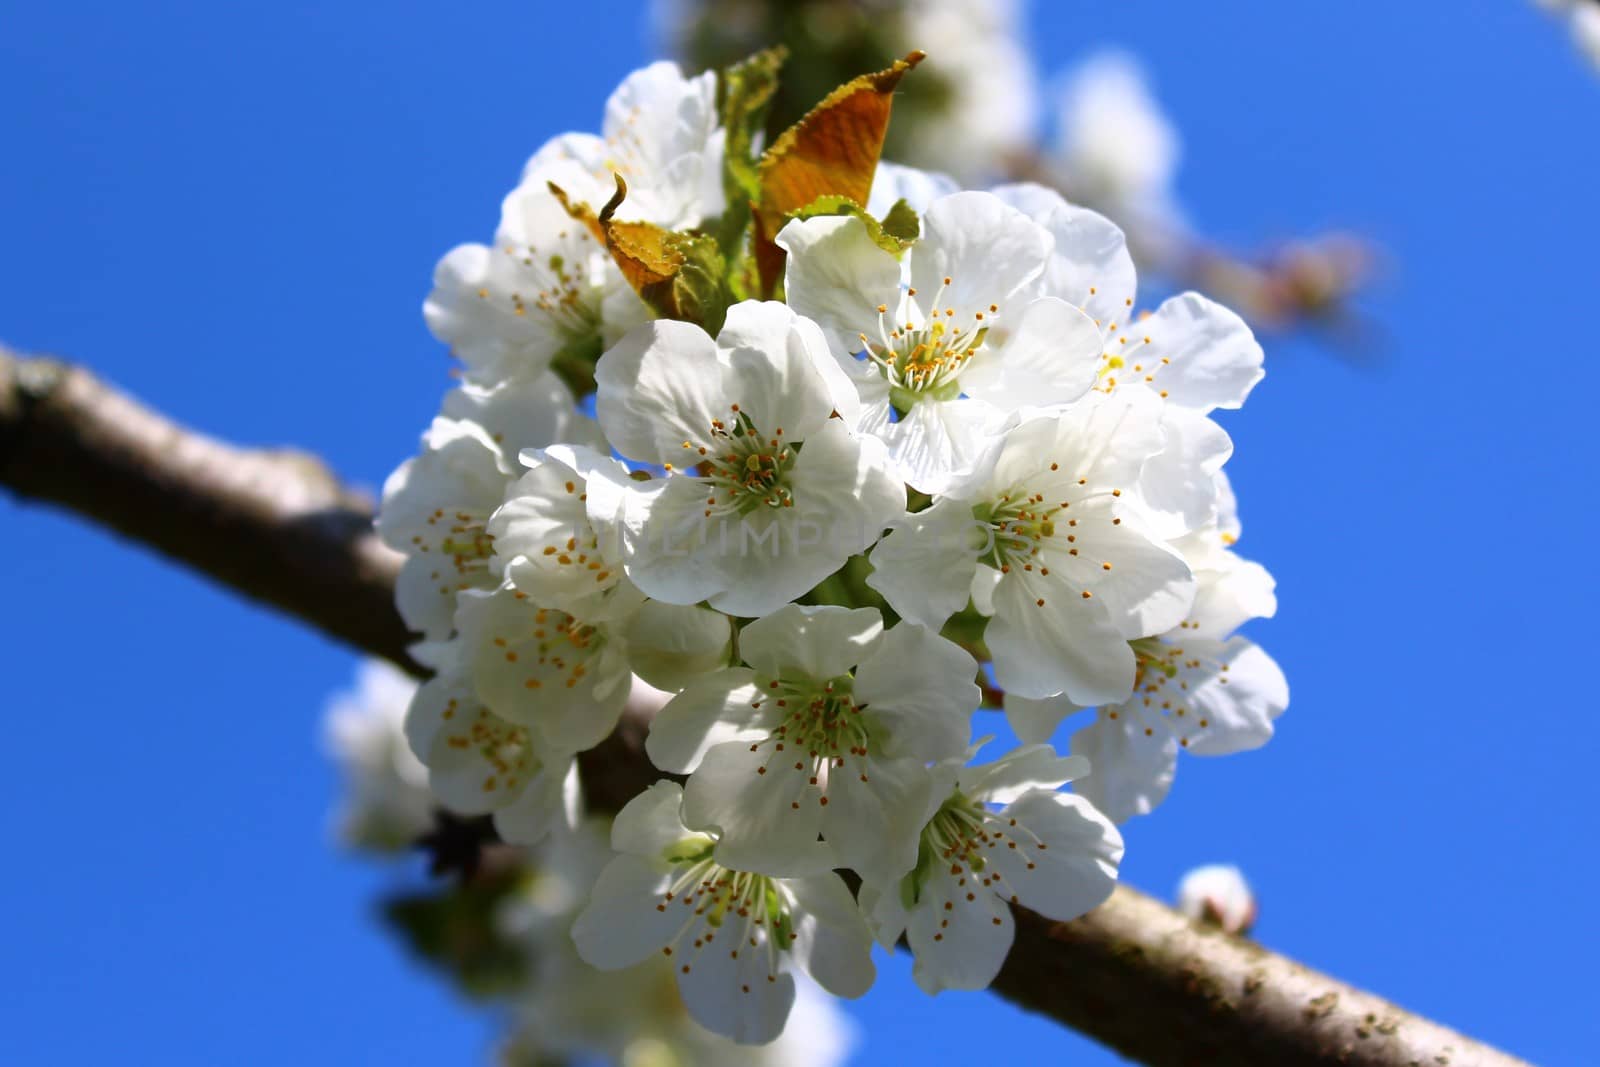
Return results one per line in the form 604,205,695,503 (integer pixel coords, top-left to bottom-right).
880,197,921,243
714,47,787,294
793,194,914,258
718,47,787,206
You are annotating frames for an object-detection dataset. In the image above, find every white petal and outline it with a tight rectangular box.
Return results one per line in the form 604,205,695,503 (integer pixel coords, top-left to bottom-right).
970,565,1003,616
493,756,580,845
912,192,1049,316
1177,638,1289,756
989,182,1138,328
962,297,1103,412
865,497,984,631
784,874,878,999
852,623,977,762
865,161,960,217
738,604,883,681
1069,710,1179,823
403,670,471,763
442,372,599,462
599,63,719,228
959,743,1091,804
987,388,1165,497
703,419,901,617
595,319,727,465
455,586,631,752
857,878,910,951
988,791,1123,920
523,131,608,181
645,669,770,775
777,213,904,357
717,302,859,438
377,419,507,548
1040,501,1196,639
1003,692,1084,746
610,780,698,856
571,853,682,969
392,553,467,643
618,475,743,607
624,601,734,691
1135,406,1233,541
871,393,1012,495
1186,548,1278,639
423,700,539,816
986,569,1135,704
684,742,827,877
492,453,622,614
905,870,1013,993
1138,292,1265,412
423,244,566,383
821,756,933,884
677,935,797,1045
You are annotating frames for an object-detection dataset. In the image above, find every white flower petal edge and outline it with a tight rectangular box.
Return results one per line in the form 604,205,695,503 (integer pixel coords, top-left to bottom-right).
1006,535,1287,822
652,605,975,884
403,664,579,846
379,418,514,641
871,390,1195,703
596,301,902,617
523,61,724,230
779,191,1106,493
571,782,875,1045
861,747,1122,994
322,660,434,851
455,582,638,753
988,182,1138,329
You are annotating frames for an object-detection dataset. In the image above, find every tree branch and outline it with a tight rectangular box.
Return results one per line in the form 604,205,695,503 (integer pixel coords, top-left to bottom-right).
0,346,1527,1067
0,345,418,672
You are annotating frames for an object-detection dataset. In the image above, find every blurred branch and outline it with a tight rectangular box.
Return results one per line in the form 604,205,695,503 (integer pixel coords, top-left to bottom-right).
0,344,418,672
0,346,1526,1067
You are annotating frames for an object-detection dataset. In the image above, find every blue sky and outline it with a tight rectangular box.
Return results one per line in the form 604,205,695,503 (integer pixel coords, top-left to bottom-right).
2,1,1596,1063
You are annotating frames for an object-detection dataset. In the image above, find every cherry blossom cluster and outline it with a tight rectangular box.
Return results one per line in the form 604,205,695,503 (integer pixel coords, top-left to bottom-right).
321,663,857,1065
373,59,1288,1045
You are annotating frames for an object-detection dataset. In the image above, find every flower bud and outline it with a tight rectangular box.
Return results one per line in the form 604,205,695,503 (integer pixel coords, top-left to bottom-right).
1176,864,1256,935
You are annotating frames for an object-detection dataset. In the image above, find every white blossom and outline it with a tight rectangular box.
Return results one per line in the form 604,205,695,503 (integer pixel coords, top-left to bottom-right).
869,390,1195,704
402,652,580,846
595,300,904,617
779,191,1105,493
1176,863,1257,934
424,162,647,388
572,782,876,1044
647,604,978,883
425,61,723,389
322,659,434,852
1006,519,1287,823
503,820,858,1066
377,373,596,640
990,182,1265,538
523,60,726,231
455,579,724,755
860,745,1123,994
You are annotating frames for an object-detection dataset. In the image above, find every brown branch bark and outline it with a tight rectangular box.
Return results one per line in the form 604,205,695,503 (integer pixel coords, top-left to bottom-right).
0,345,418,672
0,345,1528,1067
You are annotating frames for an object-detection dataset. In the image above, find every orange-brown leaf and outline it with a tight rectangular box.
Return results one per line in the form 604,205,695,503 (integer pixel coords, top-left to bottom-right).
752,50,924,294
